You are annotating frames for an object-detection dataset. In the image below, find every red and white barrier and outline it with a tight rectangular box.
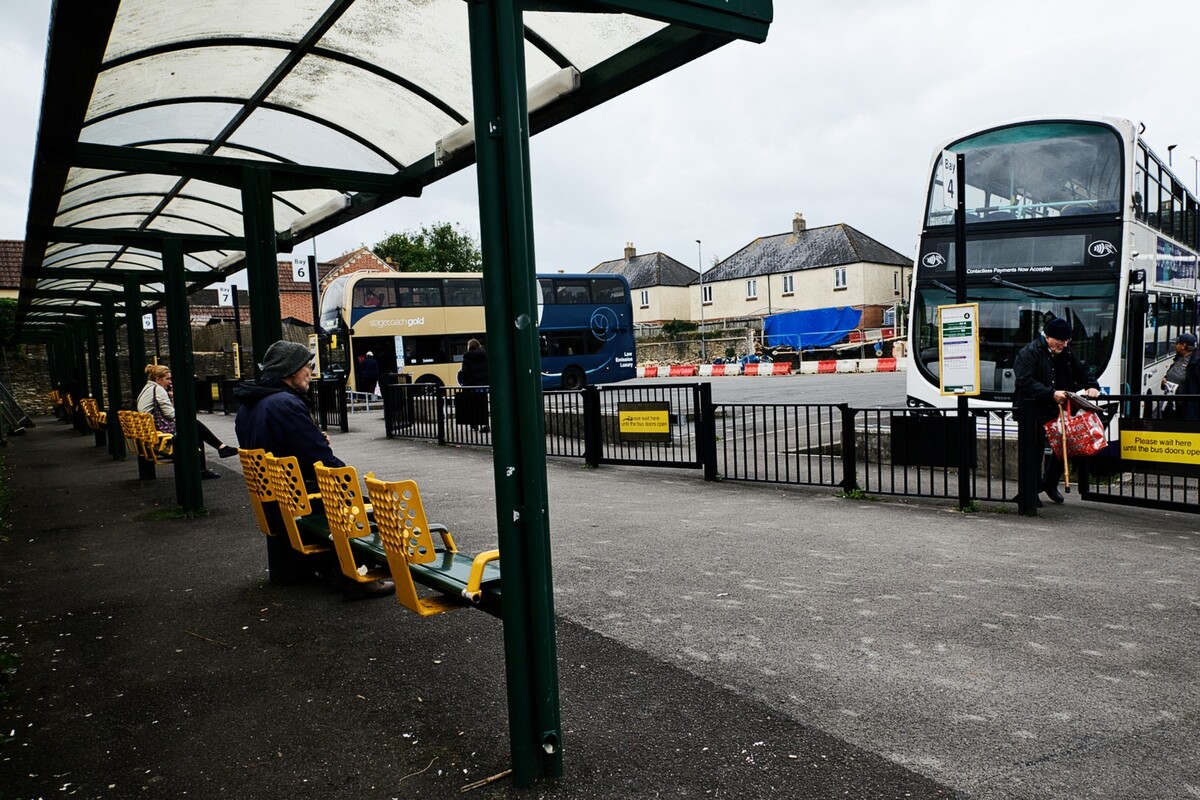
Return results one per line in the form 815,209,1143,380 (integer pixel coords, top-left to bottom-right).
639,358,906,379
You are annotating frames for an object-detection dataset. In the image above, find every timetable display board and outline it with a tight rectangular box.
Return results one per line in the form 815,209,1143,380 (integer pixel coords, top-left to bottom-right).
938,303,980,396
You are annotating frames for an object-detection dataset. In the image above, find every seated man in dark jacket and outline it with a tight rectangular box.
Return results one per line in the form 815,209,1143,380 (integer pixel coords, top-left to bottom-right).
234,340,390,597
234,340,343,487
1013,316,1100,504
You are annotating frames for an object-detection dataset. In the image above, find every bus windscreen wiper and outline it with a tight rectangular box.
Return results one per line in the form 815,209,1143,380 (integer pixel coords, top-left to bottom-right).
930,279,956,294
989,274,1067,300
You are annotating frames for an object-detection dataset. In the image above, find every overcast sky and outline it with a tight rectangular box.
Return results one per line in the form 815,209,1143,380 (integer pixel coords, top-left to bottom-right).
4,1,1200,280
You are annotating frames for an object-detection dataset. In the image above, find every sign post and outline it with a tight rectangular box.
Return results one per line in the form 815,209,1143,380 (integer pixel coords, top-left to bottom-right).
950,152,974,509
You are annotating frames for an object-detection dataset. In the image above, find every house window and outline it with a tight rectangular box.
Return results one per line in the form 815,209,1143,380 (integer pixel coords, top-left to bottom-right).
746,279,757,299
701,284,712,305
782,274,794,295
834,267,847,290
639,289,649,308
894,271,900,295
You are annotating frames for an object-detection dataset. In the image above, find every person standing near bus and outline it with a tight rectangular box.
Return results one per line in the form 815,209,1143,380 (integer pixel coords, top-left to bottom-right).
1173,332,1200,420
359,350,380,395
1161,333,1198,419
1013,317,1100,504
458,338,490,432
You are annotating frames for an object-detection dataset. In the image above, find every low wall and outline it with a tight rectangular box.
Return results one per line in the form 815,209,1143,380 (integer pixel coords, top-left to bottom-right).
637,357,907,378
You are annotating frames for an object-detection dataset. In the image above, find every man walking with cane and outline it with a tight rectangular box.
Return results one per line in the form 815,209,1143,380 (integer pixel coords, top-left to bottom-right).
1013,316,1100,505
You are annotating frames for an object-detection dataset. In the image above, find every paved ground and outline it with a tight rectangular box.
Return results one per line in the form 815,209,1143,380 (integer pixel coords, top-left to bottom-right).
1,409,1197,799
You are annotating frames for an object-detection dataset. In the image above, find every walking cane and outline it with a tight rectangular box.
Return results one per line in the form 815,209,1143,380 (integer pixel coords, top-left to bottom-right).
1059,401,1071,494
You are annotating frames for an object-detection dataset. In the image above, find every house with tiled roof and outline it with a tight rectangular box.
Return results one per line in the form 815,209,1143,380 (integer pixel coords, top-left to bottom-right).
591,243,697,324
317,246,393,293
279,248,394,325
701,213,911,329
0,240,23,300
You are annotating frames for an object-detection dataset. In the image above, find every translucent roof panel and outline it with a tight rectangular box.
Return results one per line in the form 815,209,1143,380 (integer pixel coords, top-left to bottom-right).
228,107,400,173
87,47,287,120
103,0,330,60
19,0,772,335
525,12,668,71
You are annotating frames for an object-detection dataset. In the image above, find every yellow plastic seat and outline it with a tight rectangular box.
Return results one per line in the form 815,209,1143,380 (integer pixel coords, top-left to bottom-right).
264,453,332,556
364,475,500,617
238,448,276,538
313,462,389,586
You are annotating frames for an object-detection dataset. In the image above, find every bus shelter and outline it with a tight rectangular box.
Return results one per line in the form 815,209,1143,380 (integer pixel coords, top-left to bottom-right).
15,0,772,785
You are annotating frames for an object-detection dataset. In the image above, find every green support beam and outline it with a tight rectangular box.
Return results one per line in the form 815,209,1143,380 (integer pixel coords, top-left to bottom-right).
31,224,243,252
101,299,126,459
241,166,282,369
123,276,148,395
468,0,562,786
163,239,204,512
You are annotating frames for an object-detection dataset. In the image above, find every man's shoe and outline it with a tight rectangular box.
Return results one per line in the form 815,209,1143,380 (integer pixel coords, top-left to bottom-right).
1043,485,1064,504
218,445,238,458
201,469,221,480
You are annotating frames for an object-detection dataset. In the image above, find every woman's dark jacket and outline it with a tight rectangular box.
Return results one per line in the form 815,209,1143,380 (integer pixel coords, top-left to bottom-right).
233,381,344,484
1013,336,1099,423
460,347,489,387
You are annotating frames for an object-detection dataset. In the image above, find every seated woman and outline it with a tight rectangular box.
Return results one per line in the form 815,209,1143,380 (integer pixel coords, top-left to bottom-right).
137,364,237,479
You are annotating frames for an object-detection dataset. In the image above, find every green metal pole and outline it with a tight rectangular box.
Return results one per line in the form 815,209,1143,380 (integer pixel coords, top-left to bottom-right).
124,276,147,393
85,310,103,407
467,0,562,785
102,300,126,459
241,166,282,372
163,239,204,512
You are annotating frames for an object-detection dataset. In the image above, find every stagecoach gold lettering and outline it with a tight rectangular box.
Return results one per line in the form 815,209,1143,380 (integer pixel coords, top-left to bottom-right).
1120,430,1200,464
367,317,426,328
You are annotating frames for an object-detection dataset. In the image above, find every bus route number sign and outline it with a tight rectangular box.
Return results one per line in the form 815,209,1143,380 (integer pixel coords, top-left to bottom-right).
937,303,980,396
618,401,672,443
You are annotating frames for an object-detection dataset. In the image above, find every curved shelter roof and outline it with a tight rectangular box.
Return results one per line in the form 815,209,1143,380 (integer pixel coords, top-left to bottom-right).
18,0,772,339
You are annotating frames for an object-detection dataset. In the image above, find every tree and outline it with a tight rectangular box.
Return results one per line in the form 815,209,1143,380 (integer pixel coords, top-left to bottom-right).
372,222,482,273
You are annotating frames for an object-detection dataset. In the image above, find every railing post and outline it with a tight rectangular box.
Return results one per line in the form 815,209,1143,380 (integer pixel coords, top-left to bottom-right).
697,382,718,481
382,382,396,439
840,403,859,492
338,378,349,433
436,385,447,446
583,385,601,467
1016,403,1041,516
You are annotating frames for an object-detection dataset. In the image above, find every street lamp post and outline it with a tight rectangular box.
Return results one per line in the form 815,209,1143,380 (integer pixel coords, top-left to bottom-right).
1191,155,1198,196
696,239,705,362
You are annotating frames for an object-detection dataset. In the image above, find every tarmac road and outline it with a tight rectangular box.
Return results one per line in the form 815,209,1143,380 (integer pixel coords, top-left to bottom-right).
195,390,1198,800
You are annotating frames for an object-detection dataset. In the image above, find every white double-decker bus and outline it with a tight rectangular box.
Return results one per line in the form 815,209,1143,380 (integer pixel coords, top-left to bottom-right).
906,116,1199,408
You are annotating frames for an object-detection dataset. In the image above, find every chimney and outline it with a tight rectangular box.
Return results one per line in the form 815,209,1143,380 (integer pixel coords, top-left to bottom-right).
624,242,636,260
793,213,806,234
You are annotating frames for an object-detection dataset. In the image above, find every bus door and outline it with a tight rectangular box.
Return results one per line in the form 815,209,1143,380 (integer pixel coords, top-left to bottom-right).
1123,291,1147,398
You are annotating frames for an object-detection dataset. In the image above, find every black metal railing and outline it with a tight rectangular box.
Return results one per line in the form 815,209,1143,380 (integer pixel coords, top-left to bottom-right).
715,402,844,488
380,382,1199,515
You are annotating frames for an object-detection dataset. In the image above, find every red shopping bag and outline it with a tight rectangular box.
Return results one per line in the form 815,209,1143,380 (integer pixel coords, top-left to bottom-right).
1043,400,1107,457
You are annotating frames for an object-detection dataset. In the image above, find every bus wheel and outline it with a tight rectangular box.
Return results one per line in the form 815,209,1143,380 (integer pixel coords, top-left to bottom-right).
415,375,442,394
562,366,586,391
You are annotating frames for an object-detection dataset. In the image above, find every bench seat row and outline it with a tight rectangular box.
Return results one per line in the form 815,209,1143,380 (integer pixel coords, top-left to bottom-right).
238,448,502,617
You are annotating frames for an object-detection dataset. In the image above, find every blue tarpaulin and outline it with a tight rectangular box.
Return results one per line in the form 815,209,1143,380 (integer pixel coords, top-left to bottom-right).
763,307,862,350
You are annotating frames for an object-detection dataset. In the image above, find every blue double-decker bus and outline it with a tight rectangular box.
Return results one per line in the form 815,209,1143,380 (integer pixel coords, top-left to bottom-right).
319,271,636,390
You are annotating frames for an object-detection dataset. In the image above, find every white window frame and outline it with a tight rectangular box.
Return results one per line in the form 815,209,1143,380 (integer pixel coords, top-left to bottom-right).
639,289,649,308
834,267,847,290
746,279,758,299
701,284,713,305
782,274,794,295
